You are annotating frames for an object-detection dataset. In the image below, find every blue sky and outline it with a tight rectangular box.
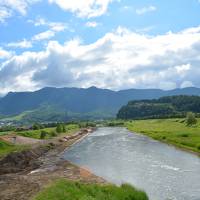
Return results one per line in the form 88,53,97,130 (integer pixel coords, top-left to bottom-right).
1,0,200,95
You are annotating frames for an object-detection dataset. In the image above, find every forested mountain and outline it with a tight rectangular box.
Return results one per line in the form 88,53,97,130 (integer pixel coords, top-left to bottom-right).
117,95,200,119
0,87,200,122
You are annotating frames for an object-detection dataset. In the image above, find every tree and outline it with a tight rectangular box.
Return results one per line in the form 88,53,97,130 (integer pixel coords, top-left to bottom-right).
56,124,63,133
40,130,47,139
186,112,197,126
33,123,40,130
62,124,66,132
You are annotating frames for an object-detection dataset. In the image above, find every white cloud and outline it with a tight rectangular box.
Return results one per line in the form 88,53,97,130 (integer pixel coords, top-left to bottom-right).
136,5,157,15
1,26,200,94
0,7,12,23
0,47,13,59
7,18,67,48
32,30,55,41
0,0,40,23
48,0,116,18
86,21,99,28
29,17,67,32
7,39,32,48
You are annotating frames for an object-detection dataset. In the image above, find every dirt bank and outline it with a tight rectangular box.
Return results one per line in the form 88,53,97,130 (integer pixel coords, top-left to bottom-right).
0,128,106,200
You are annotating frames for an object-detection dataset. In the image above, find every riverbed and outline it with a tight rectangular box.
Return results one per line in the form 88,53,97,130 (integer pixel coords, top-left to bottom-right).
63,127,200,200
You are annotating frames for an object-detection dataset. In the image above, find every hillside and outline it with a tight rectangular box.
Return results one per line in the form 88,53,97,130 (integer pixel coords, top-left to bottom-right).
117,95,200,119
1,87,200,122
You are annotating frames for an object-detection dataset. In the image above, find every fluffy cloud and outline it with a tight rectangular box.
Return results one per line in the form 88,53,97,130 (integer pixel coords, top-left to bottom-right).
1,26,200,95
86,21,99,28
7,18,67,49
136,5,157,15
48,0,116,18
0,0,40,23
7,39,32,48
0,47,13,59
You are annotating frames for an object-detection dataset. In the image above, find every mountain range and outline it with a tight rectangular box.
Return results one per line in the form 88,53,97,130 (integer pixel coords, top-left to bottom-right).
1,86,200,123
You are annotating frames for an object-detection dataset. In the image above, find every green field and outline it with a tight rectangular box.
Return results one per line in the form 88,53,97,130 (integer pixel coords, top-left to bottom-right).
16,124,79,139
0,124,80,157
0,140,28,157
34,179,148,200
126,119,200,154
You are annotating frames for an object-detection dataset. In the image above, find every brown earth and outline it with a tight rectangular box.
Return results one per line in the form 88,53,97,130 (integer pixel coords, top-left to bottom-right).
0,128,106,200
0,134,43,145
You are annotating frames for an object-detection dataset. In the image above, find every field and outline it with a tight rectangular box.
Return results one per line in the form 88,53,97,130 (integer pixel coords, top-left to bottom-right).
16,124,79,139
126,119,200,154
0,140,28,157
0,124,80,157
34,179,148,200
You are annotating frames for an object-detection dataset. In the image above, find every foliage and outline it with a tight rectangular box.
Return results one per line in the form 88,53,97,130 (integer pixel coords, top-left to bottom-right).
78,121,97,128
40,130,48,139
34,179,148,200
17,124,79,139
118,95,200,120
126,119,200,153
186,112,197,126
33,123,44,130
0,125,15,132
56,123,65,133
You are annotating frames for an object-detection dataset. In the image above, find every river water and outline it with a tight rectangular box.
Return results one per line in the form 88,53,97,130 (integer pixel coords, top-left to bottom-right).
63,127,200,200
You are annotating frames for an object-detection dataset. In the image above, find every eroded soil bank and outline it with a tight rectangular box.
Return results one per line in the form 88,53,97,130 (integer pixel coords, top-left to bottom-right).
0,128,106,200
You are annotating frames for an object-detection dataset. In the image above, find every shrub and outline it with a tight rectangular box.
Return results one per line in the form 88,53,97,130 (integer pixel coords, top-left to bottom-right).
180,133,189,137
186,112,197,126
40,130,48,139
56,124,63,133
196,144,200,150
50,131,57,137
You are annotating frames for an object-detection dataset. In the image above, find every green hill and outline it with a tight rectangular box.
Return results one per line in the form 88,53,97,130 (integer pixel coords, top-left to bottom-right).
117,95,200,119
1,87,200,122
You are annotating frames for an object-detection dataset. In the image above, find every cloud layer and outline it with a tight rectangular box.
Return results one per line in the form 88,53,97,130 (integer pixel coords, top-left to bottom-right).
48,0,116,18
0,0,40,23
1,26,200,95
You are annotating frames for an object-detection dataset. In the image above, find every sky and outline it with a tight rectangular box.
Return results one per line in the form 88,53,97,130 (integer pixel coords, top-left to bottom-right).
1,0,200,95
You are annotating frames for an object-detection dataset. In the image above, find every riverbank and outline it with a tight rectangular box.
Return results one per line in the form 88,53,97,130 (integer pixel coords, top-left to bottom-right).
0,128,107,200
126,119,200,156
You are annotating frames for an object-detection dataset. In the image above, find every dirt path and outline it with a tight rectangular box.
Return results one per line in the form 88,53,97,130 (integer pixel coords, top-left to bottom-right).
0,128,106,200
0,134,43,145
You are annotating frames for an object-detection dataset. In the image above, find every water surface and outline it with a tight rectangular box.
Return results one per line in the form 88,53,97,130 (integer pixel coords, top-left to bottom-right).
63,127,200,200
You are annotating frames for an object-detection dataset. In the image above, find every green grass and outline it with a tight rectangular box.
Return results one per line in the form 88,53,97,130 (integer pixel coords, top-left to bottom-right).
16,124,80,139
34,179,148,200
126,118,200,154
0,140,28,158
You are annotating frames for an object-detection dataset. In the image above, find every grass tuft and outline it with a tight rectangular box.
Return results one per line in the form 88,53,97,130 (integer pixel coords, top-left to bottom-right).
34,179,149,200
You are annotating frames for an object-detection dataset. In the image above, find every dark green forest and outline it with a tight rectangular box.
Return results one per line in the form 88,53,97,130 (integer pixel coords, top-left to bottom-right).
117,95,200,119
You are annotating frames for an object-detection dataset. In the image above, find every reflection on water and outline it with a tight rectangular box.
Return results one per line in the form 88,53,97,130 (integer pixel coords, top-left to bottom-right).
63,127,200,200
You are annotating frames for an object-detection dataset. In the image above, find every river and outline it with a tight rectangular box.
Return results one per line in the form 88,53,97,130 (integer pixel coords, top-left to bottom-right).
63,127,200,200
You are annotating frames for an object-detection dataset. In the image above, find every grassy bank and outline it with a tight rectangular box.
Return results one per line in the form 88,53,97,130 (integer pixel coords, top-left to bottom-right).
0,140,28,157
17,124,79,139
34,179,148,200
126,119,200,154
0,124,80,157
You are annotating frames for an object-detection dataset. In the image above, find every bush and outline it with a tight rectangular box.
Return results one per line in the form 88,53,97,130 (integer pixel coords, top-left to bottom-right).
50,131,57,137
56,124,63,133
197,144,200,150
40,130,48,139
33,123,44,130
186,112,197,126
180,133,189,137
